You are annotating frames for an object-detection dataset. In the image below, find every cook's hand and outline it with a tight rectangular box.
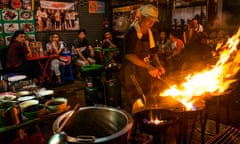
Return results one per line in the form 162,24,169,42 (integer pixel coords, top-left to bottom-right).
146,64,162,78
157,66,166,75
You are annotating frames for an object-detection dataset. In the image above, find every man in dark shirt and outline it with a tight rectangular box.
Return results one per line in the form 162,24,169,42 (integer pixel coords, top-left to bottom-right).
73,29,95,66
101,31,119,64
6,30,40,79
102,31,118,48
73,29,95,79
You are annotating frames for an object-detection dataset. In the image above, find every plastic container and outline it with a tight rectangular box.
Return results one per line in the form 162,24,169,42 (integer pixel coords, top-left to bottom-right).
81,64,102,72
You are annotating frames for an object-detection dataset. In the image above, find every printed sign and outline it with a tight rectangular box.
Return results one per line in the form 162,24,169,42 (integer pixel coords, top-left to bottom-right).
89,1,105,14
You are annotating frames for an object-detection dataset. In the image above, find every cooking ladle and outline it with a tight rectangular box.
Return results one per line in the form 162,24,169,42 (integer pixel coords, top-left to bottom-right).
130,74,147,106
49,131,96,144
55,103,81,133
157,76,171,88
49,103,96,144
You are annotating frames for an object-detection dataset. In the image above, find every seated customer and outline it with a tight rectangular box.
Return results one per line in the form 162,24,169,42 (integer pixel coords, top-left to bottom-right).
102,31,117,48
156,30,171,65
46,33,69,84
167,31,184,72
102,31,119,64
73,29,96,79
6,30,40,82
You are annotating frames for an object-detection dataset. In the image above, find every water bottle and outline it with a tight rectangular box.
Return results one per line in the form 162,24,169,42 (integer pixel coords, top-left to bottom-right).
0,75,8,92
39,47,44,56
95,40,99,47
71,46,77,55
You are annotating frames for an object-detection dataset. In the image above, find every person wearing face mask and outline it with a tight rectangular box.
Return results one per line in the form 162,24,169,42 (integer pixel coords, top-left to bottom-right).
121,4,165,113
6,30,40,82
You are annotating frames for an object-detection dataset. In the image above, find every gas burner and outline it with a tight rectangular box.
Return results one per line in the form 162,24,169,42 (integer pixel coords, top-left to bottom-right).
144,118,167,125
132,109,179,144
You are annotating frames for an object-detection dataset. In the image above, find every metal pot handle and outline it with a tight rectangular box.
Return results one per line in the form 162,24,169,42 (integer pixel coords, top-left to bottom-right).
69,135,96,143
49,132,96,144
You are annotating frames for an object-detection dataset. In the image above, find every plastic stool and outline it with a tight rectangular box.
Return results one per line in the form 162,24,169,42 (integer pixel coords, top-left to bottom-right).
61,64,73,82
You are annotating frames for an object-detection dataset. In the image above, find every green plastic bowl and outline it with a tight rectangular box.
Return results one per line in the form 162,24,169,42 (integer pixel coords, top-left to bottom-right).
23,104,45,119
45,97,67,112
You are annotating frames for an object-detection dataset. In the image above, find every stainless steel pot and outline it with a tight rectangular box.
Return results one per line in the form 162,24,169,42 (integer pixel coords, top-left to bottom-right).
52,106,133,144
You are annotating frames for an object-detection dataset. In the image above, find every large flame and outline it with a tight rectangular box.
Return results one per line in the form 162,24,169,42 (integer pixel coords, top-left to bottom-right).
160,28,240,108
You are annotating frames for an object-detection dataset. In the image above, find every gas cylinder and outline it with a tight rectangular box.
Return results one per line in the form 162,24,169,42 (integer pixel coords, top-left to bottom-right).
104,78,121,107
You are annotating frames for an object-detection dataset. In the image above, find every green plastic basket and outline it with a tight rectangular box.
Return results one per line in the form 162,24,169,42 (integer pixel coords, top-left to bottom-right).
81,64,103,71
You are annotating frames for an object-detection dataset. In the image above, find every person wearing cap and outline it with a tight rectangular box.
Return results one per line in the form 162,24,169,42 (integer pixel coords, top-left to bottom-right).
121,4,165,113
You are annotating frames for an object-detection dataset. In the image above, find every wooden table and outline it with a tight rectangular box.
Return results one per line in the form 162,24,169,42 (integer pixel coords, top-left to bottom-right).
26,55,58,85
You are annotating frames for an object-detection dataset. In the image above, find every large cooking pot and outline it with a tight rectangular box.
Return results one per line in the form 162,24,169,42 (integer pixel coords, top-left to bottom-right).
52,106,133,144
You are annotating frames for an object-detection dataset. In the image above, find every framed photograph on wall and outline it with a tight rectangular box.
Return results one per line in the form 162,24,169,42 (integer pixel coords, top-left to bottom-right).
0,0,33,10
4,34,13,46
36,0,79,32
20,22,35,33
20,10,33,21
4,23,19,33
0,35,3,47
0,23,2,33
2,10,18,21
0,9,36,49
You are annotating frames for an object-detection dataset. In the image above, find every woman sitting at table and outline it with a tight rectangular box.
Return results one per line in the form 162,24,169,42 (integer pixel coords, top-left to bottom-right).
6,30,41,83
46,33,69,84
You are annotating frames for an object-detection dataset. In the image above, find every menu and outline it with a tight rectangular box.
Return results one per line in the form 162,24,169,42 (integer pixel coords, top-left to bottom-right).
0,9,36,49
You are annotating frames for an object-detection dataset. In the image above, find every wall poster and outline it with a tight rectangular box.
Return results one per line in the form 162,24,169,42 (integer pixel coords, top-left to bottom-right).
89,1,105,14
0,9,35,49
0,0,33,10
36,0,79,32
